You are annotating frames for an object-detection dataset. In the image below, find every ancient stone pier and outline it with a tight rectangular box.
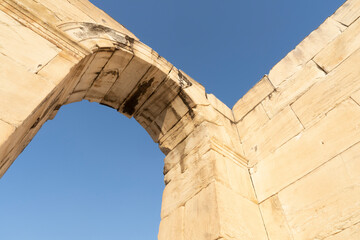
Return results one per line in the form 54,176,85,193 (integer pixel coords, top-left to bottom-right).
1,0,360,239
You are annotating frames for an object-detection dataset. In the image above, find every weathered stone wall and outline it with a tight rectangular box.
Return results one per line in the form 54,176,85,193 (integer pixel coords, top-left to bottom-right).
232,0,360,239
1,0,360,239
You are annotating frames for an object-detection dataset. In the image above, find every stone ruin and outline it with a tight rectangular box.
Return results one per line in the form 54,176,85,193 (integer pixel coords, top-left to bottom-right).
1,0,360,239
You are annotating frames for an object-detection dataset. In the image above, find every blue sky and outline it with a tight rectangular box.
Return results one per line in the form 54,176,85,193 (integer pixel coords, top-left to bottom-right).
0,1,344,239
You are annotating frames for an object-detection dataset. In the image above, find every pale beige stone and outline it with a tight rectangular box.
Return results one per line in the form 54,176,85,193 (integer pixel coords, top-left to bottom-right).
292,47,360,128
341,141,360,183
85,49,133,102
155,95,189,134
333,0,360,26
0,10,60,73
262,60,326,119
314,17,360,73
268,17,345,87
207,93,234,121
236,103,269,140
259,195,293,240
215,182,268,240
252,99,360,202
232,75,274,121
0,120,15,149
37,51,78,85
73,51,112,94
324,222,360,240
34,0,95,24
278,155,360,240
243,107,303,167
158,207,184,240
184,182,220,240
0,54,55,126
350,88,360,105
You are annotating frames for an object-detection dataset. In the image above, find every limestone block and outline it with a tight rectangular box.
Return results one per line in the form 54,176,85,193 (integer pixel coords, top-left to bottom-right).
236,103,269,140
212,150,256,202
0,120,15,153
232,75,274,121
135,68,180,120
0,54,55,127
324,222,360,240
351,88,360,105
158,207,184,240
278,155,360,240
333,0,360,26
207,93,234,121
120,63,172,118
252,99,360,202
101,55,151,109
66,0,137,38
341,141,360,183
292,47,360,128
85,49,133,102
268,17,345,87
34,0,96,24
162,150,217,218
155,95,189,134
243,107,303,167
37,51,79,85
159,112,196,153
183,182,220,240
73,50,112,95
0,10,60,73
262,60,325,118
260,195,293,240
314,17,360,73
215,182,268,240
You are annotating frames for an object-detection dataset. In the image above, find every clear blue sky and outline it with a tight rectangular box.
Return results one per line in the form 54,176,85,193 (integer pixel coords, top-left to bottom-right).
0,1,344,239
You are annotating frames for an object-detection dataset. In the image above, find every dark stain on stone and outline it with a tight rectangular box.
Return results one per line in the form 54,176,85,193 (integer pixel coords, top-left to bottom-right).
122,77,155,116
179,90,195,119
30,117,40,129
178,71,192,88
100,102,116,109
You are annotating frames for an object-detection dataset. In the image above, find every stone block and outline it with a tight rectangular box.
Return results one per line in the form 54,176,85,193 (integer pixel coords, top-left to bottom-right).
215,182,268,240
333,0,360,26
262,60,325,118
314,17,360,73
324,222,360,240
101,55,151,109
158,206,184,240
292,47,360,128
0,10,60,73
37,51,79,85
0,54,55,126
155,95,189,134
243,107,303,167
85,49,133,102
260,195,293,240
341,141,360,183
236,103,269,140
278,155,360,240
268,17,345,87
207,93,234,121
73,50,112,94
184,182,220,240
252,99,360,202
232,75,274,121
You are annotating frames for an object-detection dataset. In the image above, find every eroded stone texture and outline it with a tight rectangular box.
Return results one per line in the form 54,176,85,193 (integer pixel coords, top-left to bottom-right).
1,0,360,239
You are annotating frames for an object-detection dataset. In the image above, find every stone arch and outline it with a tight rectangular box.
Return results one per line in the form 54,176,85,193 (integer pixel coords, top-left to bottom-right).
0,1,264,239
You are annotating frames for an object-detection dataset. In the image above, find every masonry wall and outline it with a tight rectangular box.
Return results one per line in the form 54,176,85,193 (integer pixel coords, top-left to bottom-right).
232,1,360,239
